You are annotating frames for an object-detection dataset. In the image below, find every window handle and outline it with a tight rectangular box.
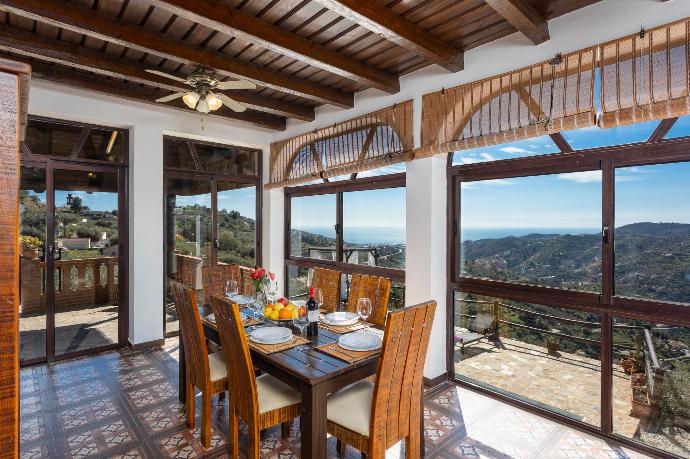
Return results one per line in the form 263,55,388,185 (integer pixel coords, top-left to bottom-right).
602,225,610,244
334,223,341,235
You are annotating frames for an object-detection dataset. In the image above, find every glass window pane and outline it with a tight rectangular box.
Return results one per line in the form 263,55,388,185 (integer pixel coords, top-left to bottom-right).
19,166,47,362
342,187,406,269
454,292,602,427
163,138,196,170
53,169,120,356
665,114,690,139
217,182,256,267
612,317,690,457
79,129,124,163
289,194,336,259
614,162,690,304
452,135,560,166
562,121,659,150
25,119,82,157
195,143,258,175
286,264,310,300
460,172,602,291
357,162,406,178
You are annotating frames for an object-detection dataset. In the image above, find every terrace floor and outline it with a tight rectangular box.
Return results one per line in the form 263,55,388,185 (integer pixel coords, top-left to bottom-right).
454,337,635,435
20,304,119,361
19,337,651,458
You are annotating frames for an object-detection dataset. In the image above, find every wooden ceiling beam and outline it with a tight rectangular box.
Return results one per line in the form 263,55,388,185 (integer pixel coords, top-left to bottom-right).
150,0,400,94
8,56,286,131
0,24,314,121
0,0,353,107
311,0,464,72
484,0,549,45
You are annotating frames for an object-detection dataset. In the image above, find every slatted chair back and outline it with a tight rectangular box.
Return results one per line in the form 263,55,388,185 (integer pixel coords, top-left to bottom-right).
370,301,436,457
201,264,241,305
170,280,211,389
209,295,260,425
311,267,341,312
346,274,392,327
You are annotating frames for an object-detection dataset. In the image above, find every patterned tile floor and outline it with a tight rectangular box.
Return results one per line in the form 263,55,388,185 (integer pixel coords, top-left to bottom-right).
20,338,653,458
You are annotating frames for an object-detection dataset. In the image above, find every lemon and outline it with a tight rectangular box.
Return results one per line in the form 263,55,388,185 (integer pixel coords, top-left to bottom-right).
270,310,280,321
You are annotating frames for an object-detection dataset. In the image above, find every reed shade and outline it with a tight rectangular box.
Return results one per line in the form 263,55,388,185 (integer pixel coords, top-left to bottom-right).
600,19,690,128
417,48,597,158
266,101,413,189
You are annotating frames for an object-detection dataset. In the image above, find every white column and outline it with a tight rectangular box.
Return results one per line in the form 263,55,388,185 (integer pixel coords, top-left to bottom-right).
405,154,448,380
262,148,285,297
128,124,164,345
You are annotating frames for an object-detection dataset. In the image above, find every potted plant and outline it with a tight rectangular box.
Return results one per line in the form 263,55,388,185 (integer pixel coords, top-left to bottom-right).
19,235,42,259
546,336,560,354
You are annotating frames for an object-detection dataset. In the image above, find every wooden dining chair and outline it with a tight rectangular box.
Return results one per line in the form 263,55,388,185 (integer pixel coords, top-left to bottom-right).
327,300,436,458
209,295,301,459
170,281,228,448
201,264,240,305
311,267,341,312
345,274,392,327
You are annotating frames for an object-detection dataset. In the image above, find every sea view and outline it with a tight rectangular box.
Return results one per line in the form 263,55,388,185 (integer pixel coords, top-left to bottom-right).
297,226,600,244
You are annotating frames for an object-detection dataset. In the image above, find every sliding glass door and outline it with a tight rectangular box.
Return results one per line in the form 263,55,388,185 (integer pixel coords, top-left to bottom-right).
163,137,261,336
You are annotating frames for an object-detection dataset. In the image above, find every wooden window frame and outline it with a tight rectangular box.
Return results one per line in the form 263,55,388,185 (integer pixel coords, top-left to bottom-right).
284,173,406,301
162,136,263,337
446,118,690,459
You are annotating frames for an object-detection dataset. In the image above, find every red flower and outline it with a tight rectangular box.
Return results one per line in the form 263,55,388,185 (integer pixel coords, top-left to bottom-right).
269,272,275,281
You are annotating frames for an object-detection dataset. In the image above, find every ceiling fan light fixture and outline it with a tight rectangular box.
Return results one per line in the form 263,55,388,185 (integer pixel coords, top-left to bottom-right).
206,93,223,111
182,91,200,109
196,98,210,114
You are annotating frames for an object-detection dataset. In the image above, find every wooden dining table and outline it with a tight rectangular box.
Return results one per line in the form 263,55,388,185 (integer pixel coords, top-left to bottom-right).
178,306,382,459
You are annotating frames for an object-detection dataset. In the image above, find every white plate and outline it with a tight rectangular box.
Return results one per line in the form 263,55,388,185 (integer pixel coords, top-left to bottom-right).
338,331,382,352
226,294,255,305
250,327,292,345
323,312,359,326
206,313,216,323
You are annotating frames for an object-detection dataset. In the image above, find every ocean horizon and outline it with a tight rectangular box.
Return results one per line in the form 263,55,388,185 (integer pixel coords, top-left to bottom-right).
297,226,600,245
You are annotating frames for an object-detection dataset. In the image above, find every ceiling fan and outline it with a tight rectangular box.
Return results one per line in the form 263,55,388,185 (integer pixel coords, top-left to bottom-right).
146,68,256,113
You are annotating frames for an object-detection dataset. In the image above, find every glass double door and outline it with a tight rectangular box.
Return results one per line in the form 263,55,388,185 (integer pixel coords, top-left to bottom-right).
164,175,258,335
19,162,126,364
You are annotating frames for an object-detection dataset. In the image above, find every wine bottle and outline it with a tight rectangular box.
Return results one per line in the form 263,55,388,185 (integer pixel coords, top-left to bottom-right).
306,287,319,337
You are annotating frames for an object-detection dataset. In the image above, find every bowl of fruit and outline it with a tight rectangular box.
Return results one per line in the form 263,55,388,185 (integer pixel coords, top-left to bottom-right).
263,297,307,323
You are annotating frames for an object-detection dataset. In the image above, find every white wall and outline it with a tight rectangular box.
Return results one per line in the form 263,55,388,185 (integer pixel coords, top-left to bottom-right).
265,0,690,381
28,81,272,346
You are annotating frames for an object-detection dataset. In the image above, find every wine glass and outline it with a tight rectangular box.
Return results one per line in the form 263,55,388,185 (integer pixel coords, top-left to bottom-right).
357,298,372,332
313,288,324,310
293,314,309,350
225,279,238,298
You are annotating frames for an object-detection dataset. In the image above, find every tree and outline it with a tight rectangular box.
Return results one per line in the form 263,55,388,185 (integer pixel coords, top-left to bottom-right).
70,196,86,212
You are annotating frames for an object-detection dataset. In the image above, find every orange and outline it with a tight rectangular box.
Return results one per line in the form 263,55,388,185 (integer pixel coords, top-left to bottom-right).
279,308,293,320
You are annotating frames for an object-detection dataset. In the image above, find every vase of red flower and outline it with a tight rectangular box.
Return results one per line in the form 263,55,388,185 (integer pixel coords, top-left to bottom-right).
250,267,276,311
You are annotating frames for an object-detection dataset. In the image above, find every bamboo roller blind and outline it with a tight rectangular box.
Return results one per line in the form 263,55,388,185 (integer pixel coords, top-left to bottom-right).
600,18,690,128
417,48,598,157
266,101,413,189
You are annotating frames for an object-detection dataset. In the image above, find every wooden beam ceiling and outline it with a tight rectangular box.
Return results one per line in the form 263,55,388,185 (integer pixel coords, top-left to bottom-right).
311,0,464,72
0,0,354,108
0,24,314,121
484,0,550,45
7,55,286,131
150,0,400,94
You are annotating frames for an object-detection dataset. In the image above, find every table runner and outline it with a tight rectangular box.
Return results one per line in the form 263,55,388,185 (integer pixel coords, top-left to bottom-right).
247,335,310,354
315,342,380,363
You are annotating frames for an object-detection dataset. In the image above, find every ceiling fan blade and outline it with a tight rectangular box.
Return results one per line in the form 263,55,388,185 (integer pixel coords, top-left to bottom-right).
216,80,256,90
216,93,247,112
155,92,185,103
146,69,188,83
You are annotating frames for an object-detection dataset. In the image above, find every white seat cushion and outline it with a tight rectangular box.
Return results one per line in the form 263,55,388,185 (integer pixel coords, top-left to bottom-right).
326,380,374,437
256,374,301,414
208,352,227,382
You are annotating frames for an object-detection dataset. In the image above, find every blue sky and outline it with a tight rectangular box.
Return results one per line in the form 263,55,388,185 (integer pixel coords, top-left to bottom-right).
55,190,117,212
174,186,257,220
458,116,690,231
